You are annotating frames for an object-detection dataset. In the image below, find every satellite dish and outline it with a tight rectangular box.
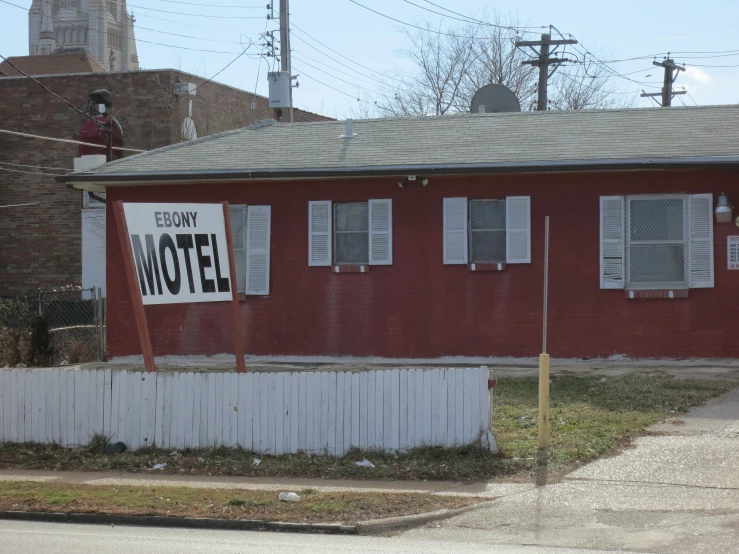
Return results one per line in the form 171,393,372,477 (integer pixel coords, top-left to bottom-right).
470,84,521,114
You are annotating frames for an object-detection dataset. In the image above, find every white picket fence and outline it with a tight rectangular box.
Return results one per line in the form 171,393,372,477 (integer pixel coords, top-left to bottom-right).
0,367,492,455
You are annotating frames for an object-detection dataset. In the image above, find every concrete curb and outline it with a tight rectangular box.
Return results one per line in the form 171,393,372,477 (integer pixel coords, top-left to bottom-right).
356,500,494,535
0,511,357,535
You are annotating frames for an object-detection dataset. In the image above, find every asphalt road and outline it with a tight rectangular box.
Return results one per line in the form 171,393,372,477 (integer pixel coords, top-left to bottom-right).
0,520,628,554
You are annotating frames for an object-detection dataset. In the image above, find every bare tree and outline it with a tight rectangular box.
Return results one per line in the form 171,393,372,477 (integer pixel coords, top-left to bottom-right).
549,55,637,110
455,18,538,111
376,24,477,116
378,14,634,116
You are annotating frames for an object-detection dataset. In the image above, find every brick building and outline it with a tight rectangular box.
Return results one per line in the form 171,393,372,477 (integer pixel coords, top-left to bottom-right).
61,106,739,360
0,60,330,296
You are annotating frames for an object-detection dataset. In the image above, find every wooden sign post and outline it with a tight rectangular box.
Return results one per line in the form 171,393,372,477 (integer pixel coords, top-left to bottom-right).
113,200,156,372
222,202,247,373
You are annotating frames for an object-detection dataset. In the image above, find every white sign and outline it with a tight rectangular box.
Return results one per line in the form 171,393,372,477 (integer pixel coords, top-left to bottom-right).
123,203,233,305
728,236,739,270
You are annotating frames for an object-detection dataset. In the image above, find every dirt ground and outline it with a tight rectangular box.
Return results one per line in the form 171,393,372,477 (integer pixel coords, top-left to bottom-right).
75,355,739,382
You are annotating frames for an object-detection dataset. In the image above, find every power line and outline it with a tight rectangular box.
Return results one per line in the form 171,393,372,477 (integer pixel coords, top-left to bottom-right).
136,11,265,35
291,23,394,81
290,33,403,88
39,0,245,45
402,0,543,34
0,128,145,153
292,51,394,92
348,0,514,41
1,0,242,54
293,66,372,103
159,0,264,7
292,56,395,102
104,0,266,18
419,0,545,31
685,90,699,106
0,53,107,131
557,72,642,96
166,43,256,104
0,161,72,171
686,62,739,68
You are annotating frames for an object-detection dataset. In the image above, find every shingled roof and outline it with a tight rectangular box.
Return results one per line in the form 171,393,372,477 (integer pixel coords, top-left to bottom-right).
61,105,739,187
0,51,106,77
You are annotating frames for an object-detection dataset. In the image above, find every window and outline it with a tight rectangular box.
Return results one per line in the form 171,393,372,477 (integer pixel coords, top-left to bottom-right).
628,197,686,287
469,199,506,263
443,197,531,265
229,204,272,295
308,200,392,267
600,194,714,290
334,202,369,265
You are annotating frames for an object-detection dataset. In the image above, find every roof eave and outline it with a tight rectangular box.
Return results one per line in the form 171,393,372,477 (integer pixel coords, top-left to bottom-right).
58,156,739,190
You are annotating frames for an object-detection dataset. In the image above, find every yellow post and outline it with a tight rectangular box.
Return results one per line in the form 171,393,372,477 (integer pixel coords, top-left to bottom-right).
538,353,550,450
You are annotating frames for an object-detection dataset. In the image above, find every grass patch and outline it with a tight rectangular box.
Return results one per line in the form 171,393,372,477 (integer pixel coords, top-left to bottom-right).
0,481,478,524
0,375,732,482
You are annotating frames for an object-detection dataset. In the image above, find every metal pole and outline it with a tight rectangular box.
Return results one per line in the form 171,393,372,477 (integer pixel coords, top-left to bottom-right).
106,114,113,162
538,216,550,451
537,34,550,111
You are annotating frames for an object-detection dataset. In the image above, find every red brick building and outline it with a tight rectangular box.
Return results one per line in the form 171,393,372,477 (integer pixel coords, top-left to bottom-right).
0,57,329,296
61,107,739,360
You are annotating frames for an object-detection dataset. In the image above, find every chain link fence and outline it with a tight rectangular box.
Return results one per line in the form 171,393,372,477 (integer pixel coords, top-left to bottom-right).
0,286,105,368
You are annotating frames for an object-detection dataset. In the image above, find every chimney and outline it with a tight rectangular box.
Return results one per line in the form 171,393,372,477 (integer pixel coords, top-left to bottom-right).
340,119,357,138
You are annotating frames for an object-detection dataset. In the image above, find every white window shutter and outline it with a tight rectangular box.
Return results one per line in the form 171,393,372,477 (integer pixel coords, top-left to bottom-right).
443,197,468,264
506,196,531,264
309,201,332,266
369,199,392,265
600,196,625,289
229,205,247,294
688,193,714,288
245,205,271,295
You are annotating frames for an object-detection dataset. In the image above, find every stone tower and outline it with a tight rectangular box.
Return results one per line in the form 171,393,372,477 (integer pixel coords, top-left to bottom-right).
29,0,140,71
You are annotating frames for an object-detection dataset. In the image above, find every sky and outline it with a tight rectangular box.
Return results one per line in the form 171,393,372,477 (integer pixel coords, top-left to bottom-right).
1,0,738,119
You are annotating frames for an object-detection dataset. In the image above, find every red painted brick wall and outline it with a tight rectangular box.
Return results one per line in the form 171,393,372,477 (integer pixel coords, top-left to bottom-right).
105,169,739,360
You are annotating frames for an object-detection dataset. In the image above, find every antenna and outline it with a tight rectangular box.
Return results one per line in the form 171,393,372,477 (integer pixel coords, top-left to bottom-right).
470,84,521,114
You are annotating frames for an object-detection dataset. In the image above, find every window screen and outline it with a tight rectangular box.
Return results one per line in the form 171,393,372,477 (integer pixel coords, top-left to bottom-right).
469,199,506,263
628,197,686,286
334,202,369,264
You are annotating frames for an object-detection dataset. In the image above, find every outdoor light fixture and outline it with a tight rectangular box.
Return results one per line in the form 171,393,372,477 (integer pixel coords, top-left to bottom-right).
715,192,733,223
397,180,404,189
421,178,429,186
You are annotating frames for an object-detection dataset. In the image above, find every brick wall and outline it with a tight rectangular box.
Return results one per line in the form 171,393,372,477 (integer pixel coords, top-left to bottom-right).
0,69,331,296
105,168,739,360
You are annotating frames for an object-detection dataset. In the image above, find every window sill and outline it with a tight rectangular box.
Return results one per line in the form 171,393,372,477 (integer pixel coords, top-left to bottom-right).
625,289,689,299
469,263,507,272
333,264,370,273
237,294,270,302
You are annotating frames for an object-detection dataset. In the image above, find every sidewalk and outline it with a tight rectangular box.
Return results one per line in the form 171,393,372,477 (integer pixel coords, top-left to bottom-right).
403,387,739,554
0,468,529,499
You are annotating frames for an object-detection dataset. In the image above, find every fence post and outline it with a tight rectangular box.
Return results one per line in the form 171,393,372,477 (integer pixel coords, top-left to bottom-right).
92,287,100,362
97,287,105,362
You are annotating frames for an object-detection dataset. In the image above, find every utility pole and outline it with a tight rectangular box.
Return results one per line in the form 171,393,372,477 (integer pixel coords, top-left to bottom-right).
279,0,293,123
516,33,578,111
640,58,686,107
